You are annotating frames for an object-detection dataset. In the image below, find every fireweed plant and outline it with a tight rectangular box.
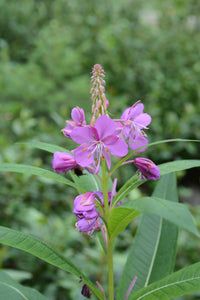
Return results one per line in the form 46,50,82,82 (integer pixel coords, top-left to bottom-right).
0,65,200,300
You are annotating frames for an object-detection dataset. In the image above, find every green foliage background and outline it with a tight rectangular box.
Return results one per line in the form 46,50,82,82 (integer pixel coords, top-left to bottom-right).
0,0,200,299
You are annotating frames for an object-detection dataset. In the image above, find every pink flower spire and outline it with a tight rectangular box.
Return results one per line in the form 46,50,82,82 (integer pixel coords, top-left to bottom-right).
71,115,128,174
90,64,109,125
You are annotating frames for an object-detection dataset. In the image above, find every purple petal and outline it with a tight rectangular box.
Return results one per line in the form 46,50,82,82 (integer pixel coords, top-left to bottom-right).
73,192,95,211
52,152,77,173
134,158,161,181
76,209,99,219
95,116,116,140
134,113,151,129
103,135,118,145
62,124,74,138
71,126,97,144
129,133,148,152
73,144,95,167
71,107,86,124
122,125,131,140
121,107,130,120
76,218,97,232
128,103,144,120
104,136,128,157
102,148,111,169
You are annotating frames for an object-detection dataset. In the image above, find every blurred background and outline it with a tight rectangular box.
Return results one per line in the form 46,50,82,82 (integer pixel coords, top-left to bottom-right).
0,0,200,299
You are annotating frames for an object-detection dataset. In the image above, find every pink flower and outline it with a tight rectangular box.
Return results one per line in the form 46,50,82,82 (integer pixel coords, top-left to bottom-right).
120,102,151,152
134,157,161,181
71,115,128,173
52,152,78,173
73,192,100,232
121,102,151,137
62,107,86,138
129,131,149,152
73,188,120,233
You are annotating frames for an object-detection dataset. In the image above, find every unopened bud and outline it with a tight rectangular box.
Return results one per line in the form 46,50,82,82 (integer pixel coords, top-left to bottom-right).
97,100,102,109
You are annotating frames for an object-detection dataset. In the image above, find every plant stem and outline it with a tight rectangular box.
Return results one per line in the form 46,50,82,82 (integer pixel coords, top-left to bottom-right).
107,237,114,300
102,158,109,220
101,158,114,300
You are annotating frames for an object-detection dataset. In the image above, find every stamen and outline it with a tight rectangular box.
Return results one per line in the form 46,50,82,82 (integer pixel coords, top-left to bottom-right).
87,153,92,159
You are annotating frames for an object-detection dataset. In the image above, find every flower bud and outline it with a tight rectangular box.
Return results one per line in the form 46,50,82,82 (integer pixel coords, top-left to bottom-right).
62,106,86,138
52,152,78,173
71,107,86,125
134,157,160,181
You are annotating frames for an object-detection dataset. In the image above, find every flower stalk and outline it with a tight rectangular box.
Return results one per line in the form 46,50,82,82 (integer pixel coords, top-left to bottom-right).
101,157,114,300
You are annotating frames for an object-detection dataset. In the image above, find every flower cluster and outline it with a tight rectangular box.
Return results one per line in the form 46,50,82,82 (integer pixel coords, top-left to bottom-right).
73,189,117,234
52,64,160,234
73,192,101,233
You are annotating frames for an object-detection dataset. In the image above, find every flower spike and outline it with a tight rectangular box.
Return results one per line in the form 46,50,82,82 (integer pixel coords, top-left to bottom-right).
90,64,109,124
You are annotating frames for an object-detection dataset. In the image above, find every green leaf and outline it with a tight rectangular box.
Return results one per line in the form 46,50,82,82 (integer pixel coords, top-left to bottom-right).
0,163,85,193
117,174,179,300
130,262,200,300
0,226,104,300
112,175,139,207
123,196,199,236
133,138,200,153
18,141,68,153
3,269,32,282
145,174,178,284
108,208,140,239
159,159,200,175
70,170,101,192
113,159,200,206
0,270,48,300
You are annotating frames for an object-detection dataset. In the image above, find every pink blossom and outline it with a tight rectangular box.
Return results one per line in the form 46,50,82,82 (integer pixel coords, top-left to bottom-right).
121,102,151,138
120,102,151,152
52,152,78,173
134,157,161,181
129,131,149,152
62,107,86,138
71,115,128,173
73,192,100,232
73,187,121,233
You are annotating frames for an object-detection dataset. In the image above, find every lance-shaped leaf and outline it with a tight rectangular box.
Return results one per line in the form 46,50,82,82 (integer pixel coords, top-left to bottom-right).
113,159,200,206
117,173,179,299
0,270,48,300
70,170,101,193
130,262,200,300
0,226,104,300
137,138,200,152
108,208,140,239
122,197,199,236
0,163,85,193
18,141,68,153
